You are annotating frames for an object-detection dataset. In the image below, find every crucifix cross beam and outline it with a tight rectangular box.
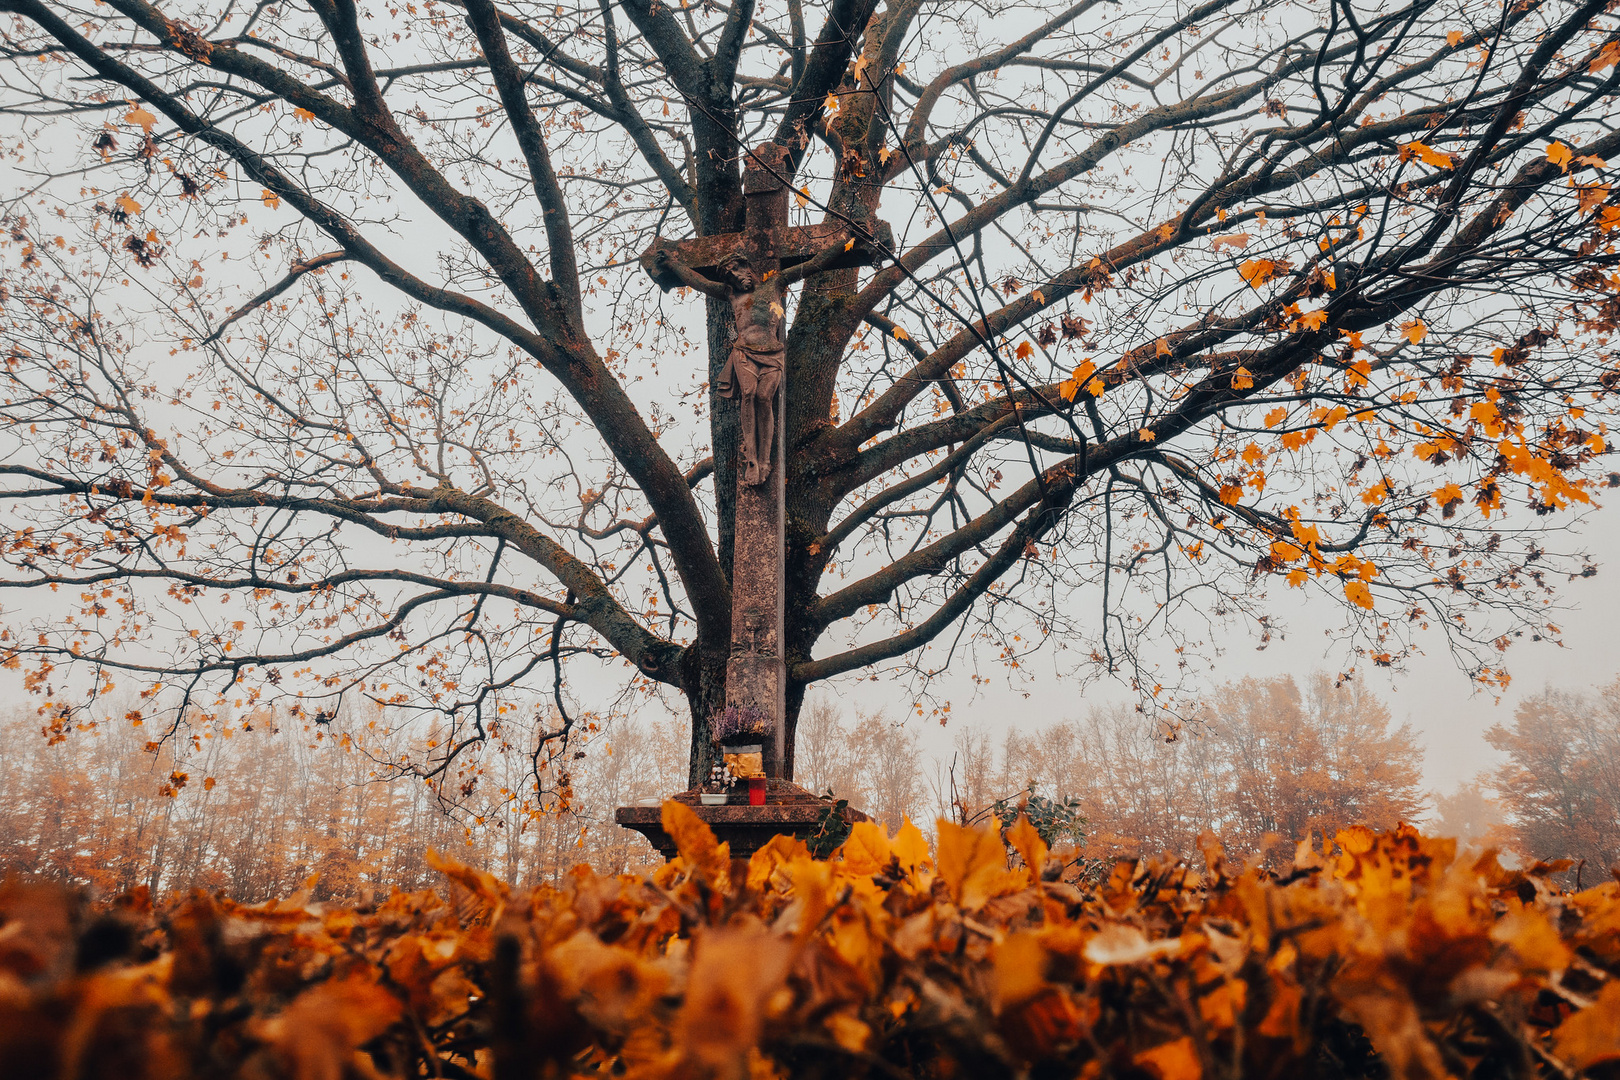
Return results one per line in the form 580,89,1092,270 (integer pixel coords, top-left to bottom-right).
639,217,892,291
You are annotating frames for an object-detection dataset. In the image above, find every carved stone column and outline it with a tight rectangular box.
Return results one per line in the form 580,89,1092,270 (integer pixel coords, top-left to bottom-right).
726,145,789,779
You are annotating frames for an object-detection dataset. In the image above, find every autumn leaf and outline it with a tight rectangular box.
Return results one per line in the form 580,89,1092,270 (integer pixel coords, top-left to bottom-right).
1400,320,1427,344
1446,30,1464,47
1210,232,1250,252
891,816,931,872
125,105,157,133
1138,428,1156,441
260,189,282,210
1238,258,1286,287
1344,579,1374,610
1554,980,1620,1069
1134,1036,1202,1080
1085,925,1182,966
680,928,794,1078
1264,406,1288,428
1296,309,1329,331
115,193,142,217
991,933,1048,1012
1231,367,1255,389
661,799,731,886
425,849,508,912
1469,399,1504,436
891,325,909,341
1592,39,1620,74
1271,540,1305,563
935,819,1004,910
837,820,893,876
1004,814,1047,879
1398,141,1455,169
259,973,403,1080
1547,141,1573,171
1015,341,1035,361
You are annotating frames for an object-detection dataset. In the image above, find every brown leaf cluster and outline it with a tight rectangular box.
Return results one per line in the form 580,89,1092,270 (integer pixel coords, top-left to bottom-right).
3,809,1619,1080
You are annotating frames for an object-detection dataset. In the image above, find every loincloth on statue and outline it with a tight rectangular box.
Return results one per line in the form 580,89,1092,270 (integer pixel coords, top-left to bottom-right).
716,342,785,400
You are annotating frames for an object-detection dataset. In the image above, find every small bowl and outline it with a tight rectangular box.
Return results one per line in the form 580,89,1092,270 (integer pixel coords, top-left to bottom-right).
699,792,727,806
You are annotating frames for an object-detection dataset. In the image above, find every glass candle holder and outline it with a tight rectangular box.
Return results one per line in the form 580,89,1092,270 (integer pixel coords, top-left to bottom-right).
747,775,767,806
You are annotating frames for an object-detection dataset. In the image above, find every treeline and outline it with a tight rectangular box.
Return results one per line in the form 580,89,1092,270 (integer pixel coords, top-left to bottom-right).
2,672,1617,897
0,699,690,899
797,672,1427,863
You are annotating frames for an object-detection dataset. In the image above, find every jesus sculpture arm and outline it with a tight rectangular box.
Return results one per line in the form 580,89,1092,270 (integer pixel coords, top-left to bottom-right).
652,248,732,300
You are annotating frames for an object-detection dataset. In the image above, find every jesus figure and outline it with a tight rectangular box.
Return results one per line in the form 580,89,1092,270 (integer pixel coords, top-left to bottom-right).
654,247,828,486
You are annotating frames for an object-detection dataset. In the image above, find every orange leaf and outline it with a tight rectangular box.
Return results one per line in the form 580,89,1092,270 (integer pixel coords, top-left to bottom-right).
1004,814,1047,879
1555,980,1620,1069
1138,428,1156,442
1016,341,1035,361
1264,406,1288,428
1210,232,1249,252
680,929,794,1077
935,820,1004,910
1296,309,1329,331
1231,367,1254,390
125,105,157,133
1399,141,1455,169
1592,39,1620,74
1344,580,1374,610
260,189,282,210
662,800,731,886
115,193,142,217
1271,540,1304,563
1547,141,1573,171
838,821,893,876
891,816,932,872
1446,30,1465,47
1238,258,1283,287
1401,320,1427,344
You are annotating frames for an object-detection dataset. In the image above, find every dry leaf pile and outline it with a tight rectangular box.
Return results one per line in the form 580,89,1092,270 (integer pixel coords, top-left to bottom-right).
2,804,1619,1080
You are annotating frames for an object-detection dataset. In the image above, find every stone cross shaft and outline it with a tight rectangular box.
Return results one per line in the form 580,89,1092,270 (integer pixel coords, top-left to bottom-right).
641,146,888,779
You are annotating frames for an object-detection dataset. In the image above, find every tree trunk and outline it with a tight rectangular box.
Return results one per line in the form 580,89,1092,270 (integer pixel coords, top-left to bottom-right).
680,642,727,788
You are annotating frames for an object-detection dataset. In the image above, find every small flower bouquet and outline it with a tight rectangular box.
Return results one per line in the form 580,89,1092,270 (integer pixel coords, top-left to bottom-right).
700,761,734,805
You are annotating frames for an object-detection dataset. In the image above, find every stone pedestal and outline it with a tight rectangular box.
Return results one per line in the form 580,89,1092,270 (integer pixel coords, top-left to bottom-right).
615,781,868,860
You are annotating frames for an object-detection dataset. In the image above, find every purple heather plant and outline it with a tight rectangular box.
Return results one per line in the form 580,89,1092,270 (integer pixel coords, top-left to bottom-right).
711,703,770,744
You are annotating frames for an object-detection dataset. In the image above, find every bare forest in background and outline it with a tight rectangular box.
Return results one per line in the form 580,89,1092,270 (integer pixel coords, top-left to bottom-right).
5,672,1616,899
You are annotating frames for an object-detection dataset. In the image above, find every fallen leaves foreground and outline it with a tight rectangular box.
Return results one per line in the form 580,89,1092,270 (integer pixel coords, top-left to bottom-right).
2,805,1619,1080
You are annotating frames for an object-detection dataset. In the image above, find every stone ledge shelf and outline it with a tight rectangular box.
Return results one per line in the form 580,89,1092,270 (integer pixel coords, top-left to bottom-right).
616,780,868,859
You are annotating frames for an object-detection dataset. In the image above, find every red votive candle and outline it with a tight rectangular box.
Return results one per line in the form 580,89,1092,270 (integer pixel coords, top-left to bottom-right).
748,775,767,805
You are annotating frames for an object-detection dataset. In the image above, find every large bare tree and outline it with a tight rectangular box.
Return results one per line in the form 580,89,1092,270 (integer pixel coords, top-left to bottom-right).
3,0,1619,788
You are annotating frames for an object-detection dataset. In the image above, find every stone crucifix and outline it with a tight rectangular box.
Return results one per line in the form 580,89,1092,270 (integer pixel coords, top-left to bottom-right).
640,143,890,779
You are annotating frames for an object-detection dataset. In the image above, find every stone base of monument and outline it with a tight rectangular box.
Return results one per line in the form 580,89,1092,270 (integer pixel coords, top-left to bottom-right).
615,780,869,860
